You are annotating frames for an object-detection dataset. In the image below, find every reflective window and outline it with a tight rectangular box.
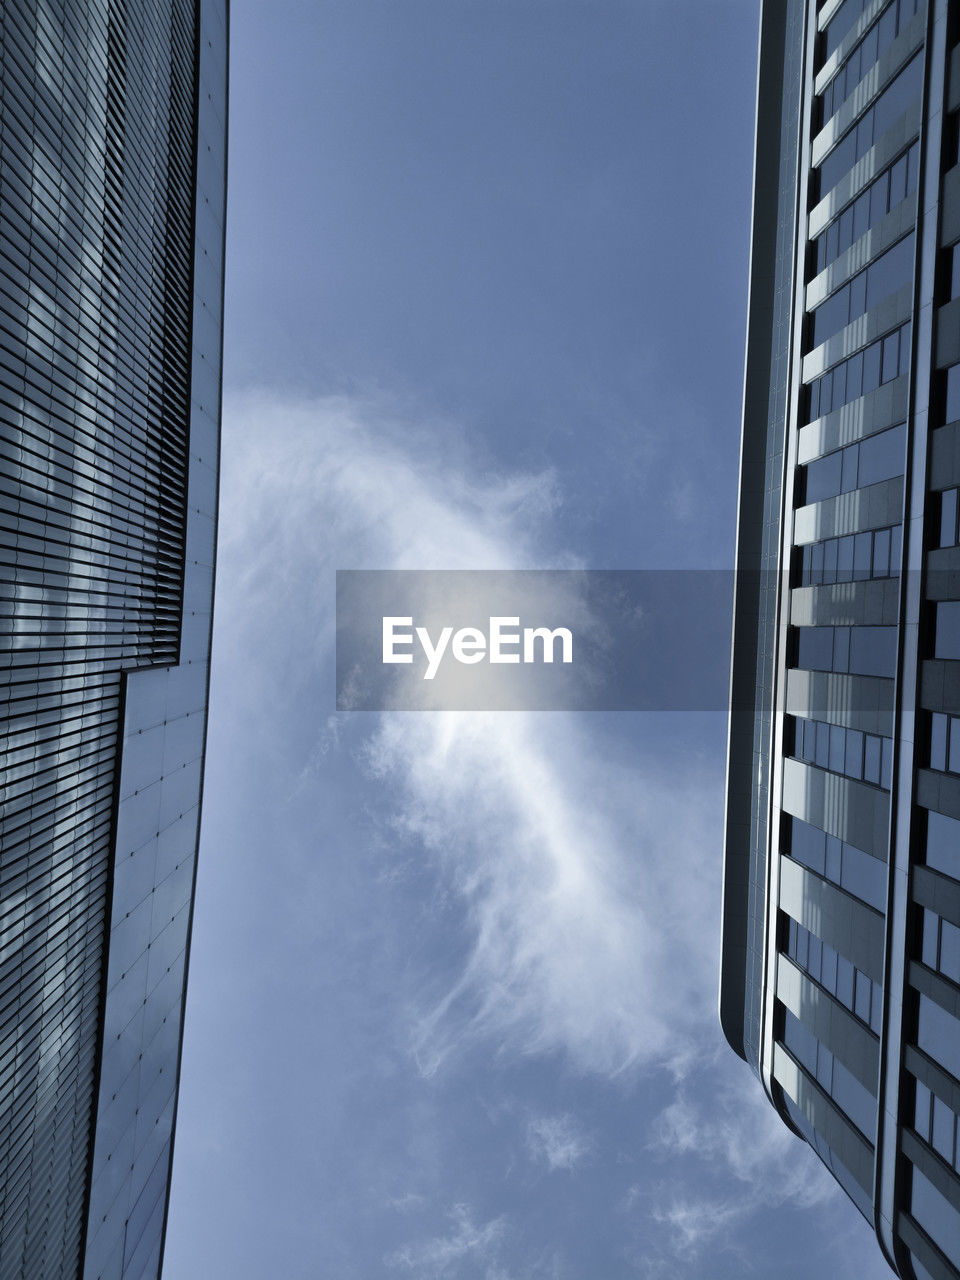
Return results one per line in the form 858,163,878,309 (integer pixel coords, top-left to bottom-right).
945,362,960,423
795,624,898,677
810,235,914,347
793,716,893,789
781,1008,876,1137
935,601,960,660
928,712,960,775
916,993,960,1082
786,914,883,1033
818,53,923,197
799,523,901,584
787,816,886,910
925,810,960,880
920,908,960,985
911,1163,960,1260
824,0,874,60
913,1077,960,1174
784,1093,874,1217
938,488,960,548
803,422,906,502
813,143,919,274
820,0,922,125
807,321,910,421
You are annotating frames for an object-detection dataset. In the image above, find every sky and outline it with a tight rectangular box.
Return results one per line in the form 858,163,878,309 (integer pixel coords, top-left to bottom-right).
163,3,895,1277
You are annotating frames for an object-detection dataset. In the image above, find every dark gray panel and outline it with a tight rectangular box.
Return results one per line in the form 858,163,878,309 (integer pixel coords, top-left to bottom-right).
906,1044,960,1116
781,758,892,861
930,424,960,488
784,668,895,735
896,1212,960,1280
927,548,960,602
939,165,960,247
914,866,960,929
910,959,960,1020
773,1042,876,1192
902,1129,960,1214
790,578,902,627
936,297,960,370
798,375,909,462
721,0,806,1067
916,768,960,821
779,853,887,981
919,660,960,714
778,954,881,1091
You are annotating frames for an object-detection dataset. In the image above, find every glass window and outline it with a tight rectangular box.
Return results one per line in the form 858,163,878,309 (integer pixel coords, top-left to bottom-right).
939,489,959,548
916,993,960,1080
925,810,960,879
945,363,960,423
818,54,923,196
911,1164,960,1261
935,602,960,660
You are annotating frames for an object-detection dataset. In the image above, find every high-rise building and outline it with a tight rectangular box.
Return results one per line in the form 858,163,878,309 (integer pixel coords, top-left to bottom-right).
721,2,960,1277
0,2,227,1277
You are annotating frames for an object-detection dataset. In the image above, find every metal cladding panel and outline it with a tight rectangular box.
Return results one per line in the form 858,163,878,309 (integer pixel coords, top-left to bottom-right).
721,0,807,1070
0,2,201,1275
727,0,960,1274
83,1,227,1277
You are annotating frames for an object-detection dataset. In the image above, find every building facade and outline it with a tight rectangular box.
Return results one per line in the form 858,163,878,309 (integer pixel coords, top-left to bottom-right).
722,2,960,1277
0,2,227,1277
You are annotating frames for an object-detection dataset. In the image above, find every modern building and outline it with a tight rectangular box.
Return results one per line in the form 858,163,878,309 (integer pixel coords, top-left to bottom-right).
0,2,227,1277
721,2,960,1277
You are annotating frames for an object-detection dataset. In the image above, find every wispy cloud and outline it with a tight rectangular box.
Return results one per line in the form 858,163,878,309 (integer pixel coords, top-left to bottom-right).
386,1203,508,1277
218,389,866,1276
222,390,721,1080
525,1113,592,1173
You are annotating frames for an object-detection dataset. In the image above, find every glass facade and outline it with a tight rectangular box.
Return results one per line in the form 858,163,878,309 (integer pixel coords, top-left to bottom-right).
0,2,227,1277
723,2,960,1278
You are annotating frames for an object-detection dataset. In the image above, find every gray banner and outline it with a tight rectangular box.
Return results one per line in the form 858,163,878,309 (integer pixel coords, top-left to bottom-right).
336,570,737,710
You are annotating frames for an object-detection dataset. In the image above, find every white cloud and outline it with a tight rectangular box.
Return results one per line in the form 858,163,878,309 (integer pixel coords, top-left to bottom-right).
386,1203,508,1277
525,1113,591,1173
218,389,865,1276
620,1052,861,1275
221,389,722,1081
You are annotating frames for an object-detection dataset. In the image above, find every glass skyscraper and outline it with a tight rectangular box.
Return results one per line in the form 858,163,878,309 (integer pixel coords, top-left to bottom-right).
722,2,960,1276
0,2,227,1277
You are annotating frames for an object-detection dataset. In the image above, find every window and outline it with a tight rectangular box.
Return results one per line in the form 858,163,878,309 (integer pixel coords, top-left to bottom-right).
795,625,898,677
911,1163,960,1262
945,363,960,423
810,235,914,348
813,143,918,275
799,524,901,585
916,993,960,1083
820,0,922,125
786,914,882,1033
925,810,960,880
913,1077,960,1174
803,423,906,503
787,816,886,910
807,321,910,421
823,0,873,60
938,489,959,548
928,713,960,775
818,53,923,197
793,717,893,789
934,602,960,660
920,909,960,985
781,1008,876,1138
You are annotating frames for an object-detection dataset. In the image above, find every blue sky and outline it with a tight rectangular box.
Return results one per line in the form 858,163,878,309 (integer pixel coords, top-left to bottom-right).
163,3,893,1277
